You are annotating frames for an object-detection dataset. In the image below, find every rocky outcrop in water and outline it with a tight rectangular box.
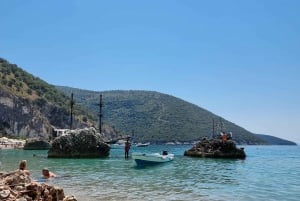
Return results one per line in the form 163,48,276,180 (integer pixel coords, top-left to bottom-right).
0,170,76,201
23,139,51,150
48,127,110,158
184,138,246,159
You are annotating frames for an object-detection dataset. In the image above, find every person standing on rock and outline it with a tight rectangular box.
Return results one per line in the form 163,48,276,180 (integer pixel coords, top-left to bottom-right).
124,138,131,159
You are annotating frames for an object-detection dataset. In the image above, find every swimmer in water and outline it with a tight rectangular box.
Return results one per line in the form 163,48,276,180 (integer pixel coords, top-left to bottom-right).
42,168,56,179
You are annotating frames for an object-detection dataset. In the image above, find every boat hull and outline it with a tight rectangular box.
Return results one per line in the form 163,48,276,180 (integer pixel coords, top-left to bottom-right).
132,153,174,166
136,143,150,147
109,144,125,149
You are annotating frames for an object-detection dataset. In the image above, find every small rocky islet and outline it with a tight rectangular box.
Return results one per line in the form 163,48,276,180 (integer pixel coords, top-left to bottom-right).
22,127,110,158
23,139,51,150
184,137,246,159
48,127,110,158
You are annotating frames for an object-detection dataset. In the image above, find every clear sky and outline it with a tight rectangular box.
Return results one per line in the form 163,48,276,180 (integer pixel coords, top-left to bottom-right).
1,0,299,143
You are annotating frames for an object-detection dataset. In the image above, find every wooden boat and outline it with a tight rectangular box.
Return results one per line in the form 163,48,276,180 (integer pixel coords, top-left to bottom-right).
132,151,174,166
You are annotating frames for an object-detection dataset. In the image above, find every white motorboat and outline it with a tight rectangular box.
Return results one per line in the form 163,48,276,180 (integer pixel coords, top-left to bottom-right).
109,139,126,149
109,143,125,149
132,151,174,166
135,142,150,147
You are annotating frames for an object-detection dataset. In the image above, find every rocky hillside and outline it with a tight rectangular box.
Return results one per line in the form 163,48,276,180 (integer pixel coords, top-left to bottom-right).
0,58,97,139
57,86,268,145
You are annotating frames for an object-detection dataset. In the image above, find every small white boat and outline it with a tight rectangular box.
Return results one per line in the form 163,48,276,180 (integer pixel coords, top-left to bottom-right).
132,151,174,166
135,142,150,147
109,143,125,149
109,139,126,149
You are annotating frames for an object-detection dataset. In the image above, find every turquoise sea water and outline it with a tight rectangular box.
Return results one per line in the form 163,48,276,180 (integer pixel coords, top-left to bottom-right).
1,145,299,201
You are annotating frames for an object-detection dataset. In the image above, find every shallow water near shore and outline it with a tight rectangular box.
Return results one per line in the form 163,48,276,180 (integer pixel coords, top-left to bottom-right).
1,145,299,201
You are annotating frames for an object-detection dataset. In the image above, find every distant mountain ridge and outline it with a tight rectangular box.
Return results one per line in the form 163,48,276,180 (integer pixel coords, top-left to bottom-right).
56,86,276,145
255,134,297,145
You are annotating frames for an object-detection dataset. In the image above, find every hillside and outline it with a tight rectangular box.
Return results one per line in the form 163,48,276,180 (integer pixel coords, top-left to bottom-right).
0,58,97,139
1,58,294,145
255,134,297,145
56,86,267,144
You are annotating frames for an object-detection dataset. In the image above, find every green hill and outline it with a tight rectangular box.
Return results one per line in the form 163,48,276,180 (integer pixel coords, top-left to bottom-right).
0,58,96,138
56,86,267,144
2,57,293,145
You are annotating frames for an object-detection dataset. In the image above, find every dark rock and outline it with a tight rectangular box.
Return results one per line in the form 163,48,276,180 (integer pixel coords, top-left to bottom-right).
184,139,246,159
48,127,110,158
23,139,51,150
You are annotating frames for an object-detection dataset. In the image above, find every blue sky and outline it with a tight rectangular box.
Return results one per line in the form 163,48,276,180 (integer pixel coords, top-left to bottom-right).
1,0,299,143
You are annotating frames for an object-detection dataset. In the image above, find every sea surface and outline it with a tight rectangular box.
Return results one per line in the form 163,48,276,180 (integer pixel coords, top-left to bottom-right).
1,145,299,201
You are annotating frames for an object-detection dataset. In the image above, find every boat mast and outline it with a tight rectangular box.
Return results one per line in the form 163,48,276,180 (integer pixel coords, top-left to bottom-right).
99,94,103,133
220,117,223,132
70,93,75,130
212,119,215,139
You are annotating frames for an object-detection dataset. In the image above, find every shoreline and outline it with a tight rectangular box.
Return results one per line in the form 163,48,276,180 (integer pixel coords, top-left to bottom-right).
0,137,25,149
0,143,24,149
0,144,24,149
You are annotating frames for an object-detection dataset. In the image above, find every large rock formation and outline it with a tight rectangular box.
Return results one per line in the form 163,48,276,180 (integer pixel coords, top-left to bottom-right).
184,138,246,159
0,170,76,201
48,127,110,158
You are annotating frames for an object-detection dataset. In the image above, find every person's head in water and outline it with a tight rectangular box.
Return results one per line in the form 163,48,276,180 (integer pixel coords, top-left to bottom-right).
42,168,50,178
42,168,56,179
19,160,27,170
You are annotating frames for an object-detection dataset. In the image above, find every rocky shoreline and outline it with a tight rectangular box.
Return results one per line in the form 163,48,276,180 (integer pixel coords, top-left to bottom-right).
0,170,76,201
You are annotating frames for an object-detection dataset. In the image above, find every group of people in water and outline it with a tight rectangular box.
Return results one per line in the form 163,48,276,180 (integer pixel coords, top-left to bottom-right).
18,159,56,179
